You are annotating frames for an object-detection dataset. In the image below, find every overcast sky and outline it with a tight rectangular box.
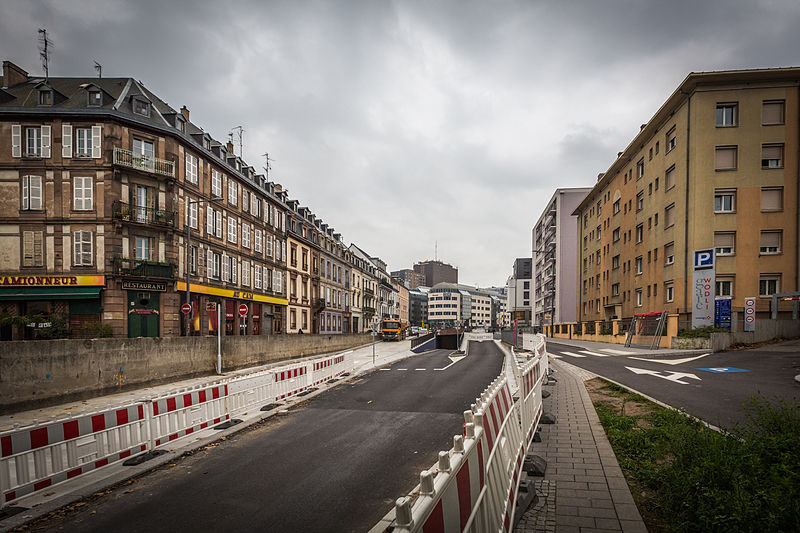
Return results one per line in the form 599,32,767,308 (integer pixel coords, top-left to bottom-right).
3,0,799,287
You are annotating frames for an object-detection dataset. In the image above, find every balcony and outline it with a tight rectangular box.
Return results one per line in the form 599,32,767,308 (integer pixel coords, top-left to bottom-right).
363,287,374,297
113,147,175,178
312,298,326,310
112,201,175,227
112,257,175,279
363,306,376,315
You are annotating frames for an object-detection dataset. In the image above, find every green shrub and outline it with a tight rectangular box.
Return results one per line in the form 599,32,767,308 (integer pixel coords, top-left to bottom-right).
677,326,729,338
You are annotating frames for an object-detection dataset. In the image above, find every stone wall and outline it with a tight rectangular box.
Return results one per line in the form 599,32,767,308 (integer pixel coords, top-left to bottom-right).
0,333,370,413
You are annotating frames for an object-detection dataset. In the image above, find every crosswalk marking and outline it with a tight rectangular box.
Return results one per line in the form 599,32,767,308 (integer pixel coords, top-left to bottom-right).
579,350,610,357
561,351,587,358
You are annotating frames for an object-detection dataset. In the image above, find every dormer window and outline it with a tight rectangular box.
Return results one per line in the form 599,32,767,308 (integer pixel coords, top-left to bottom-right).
132,97,150,117
176,117,185,133
88,90,102,107
38,89,53,106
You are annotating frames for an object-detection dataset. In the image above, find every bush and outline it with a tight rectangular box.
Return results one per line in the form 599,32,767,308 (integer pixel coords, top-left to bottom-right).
78,321,114,338
677,326,729,338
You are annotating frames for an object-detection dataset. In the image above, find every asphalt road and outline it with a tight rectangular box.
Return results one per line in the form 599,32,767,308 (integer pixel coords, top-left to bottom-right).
547,339,800,430
24,344,504,533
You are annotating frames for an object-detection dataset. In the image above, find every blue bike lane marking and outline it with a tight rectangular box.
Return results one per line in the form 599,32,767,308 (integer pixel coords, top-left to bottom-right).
697,367,749,373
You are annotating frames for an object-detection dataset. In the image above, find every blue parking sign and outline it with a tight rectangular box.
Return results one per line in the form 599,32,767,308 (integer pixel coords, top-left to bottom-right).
694,248,714,269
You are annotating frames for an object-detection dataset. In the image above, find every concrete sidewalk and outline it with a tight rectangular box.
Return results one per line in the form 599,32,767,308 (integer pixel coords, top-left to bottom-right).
545,336,706,357
516,359,648,533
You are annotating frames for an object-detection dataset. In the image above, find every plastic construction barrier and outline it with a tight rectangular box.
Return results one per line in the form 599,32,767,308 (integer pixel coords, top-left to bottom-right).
273,362,310,401
227,370,275,418
1,403,148,506
383,338,549,533
149,384,229,448
310,351,352,386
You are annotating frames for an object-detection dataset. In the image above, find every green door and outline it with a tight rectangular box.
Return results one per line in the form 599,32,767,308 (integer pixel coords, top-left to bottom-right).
128,291,160,337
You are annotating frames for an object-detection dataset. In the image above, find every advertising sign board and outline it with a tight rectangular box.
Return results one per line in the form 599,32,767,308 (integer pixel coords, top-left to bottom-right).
691,249,715,328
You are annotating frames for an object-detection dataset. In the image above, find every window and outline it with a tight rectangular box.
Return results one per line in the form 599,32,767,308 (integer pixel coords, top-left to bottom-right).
716,103,737,127
636,224,643,243
611,283,619,296
665,283,674,302
761,144,783,169
636,159,644,179
38,90,52,106
88,90,102,107
176,117,185,133
228,180,238,206
222,254,230,282
185,153,198,185
762,100,785,125
665,203,675,227
242,224,251,248
242,261,250,287
211,169,223,198
761,188,783,212
666,127,676,152
251,195,260,218
25,126,42,157
612,228,620,242
715,146,737,170
716,278,734,297
596,225,601,241
612,255,620,269
759,275,780,297
760,231,782,254
242,190,249,213
665,242,675,265
714,189,736,212
189,246,197,275
75,128,93,157
635,256,643,274
254,265,262,289
21,175,42,211
135,236,151,261
73,230,93,266
254,229,263,253
635,289,643,307
132,98,150,117
665,165,675,190
636,192,644,211
73,176,93,210
714,232,735,256
185,198,198,229
215,211,222,238
228,216,238,243
22,230,43,267
613,199,620,214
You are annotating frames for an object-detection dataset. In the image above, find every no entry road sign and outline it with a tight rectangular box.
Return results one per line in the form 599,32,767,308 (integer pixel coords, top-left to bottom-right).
238,303,248,317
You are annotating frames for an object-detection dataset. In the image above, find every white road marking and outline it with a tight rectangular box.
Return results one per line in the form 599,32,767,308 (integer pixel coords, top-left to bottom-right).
579,350,610,357
628,353,711,366
379,368,391,371
599,348,632,355
397,368,408,371
548,353,562,359
415,368,426,371
560,351,587,358
434,355,466,371
625,366,702,385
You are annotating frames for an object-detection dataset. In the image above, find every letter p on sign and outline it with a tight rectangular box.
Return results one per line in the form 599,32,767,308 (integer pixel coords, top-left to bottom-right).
694,249,714,269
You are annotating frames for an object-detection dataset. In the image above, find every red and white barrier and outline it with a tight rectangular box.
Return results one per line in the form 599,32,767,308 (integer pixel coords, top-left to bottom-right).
273,363,309,401
310,351,352,386
0,403,148,505
148,384,229,447
227,370,275,417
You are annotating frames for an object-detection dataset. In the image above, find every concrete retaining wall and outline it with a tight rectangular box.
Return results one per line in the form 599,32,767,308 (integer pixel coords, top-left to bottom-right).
710,319,800,352
0,333,370,413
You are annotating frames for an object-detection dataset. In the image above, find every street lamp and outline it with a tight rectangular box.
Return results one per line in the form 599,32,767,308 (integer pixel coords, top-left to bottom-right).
184,195,223,336
370,319,381,367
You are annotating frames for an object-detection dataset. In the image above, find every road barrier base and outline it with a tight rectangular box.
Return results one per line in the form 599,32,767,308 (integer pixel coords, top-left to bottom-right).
524,455,547,476
514,479,538,527
214,419,242,430
122,450,166,467
260,403,282,411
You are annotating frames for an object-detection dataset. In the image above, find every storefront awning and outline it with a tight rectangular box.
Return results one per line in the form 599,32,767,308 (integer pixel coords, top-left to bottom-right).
0,287,102,300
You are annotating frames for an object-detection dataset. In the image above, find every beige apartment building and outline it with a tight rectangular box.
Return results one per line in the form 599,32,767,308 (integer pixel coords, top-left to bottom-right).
574,67,798,323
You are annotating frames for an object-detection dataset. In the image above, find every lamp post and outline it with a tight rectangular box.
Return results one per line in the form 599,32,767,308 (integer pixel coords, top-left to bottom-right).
184,196,223,336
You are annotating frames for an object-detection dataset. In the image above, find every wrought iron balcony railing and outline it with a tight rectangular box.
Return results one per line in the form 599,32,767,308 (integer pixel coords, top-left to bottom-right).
112,200,175,227
313,298,326,310
113,147,175,177
112,257,176,279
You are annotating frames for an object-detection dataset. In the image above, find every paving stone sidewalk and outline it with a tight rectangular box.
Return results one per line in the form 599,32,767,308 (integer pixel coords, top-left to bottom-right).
516,359,648,533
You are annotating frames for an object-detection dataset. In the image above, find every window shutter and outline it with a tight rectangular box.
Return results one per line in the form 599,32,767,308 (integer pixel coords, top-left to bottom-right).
282,241,286,261
23,231,34,267
41,125,51,158
215,211,222,238
74,231,81,265
92,125,102,158
22,176,29,210
73,177,81,210
762,101,784,124
207,206,214,235
207,249,214,278
222,254,230,282
665,206,675,227
11,125,21,158
761,188,783,211
30,176,42,210
62,124,72,158
714,232,734,248
232,258,238,284
83,231,93,265
760,231,781,248
715,147,736,170
33,231,43,266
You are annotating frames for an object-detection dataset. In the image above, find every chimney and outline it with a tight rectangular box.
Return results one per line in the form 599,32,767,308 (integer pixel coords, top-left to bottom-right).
2,61,28,88
180,105,190,121
597,173,605,181
640,123,647,130
226,141,235,154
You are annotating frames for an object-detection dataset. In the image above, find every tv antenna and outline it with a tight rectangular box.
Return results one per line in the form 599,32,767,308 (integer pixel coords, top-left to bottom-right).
94,61,102,78
231,126,244,156
38,28,53,80
261,152,275,178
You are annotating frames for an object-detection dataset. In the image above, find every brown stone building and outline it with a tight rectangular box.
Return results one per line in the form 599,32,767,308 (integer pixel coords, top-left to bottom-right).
0,60,288,339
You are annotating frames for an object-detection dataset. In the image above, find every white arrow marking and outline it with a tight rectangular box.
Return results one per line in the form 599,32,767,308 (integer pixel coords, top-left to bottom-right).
625,366,702,385
434,355,466,371
628,353,711,366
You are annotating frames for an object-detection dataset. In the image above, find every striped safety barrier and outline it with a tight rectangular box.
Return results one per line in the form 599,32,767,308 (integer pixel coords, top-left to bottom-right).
149,384,229,447
310,352,350,386
273,363,309,400
227,370,275,417
381,337,549,533
1,403,148,505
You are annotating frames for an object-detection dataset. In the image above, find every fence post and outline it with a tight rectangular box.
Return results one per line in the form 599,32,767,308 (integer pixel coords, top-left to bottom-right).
666,313,679,340
612,319,620,336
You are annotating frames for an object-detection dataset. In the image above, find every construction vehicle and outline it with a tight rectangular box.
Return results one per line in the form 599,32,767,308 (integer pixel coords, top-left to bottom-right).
381,318,408,341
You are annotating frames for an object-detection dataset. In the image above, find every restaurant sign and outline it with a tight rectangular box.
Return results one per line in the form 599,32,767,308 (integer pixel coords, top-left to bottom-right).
122,281,167,292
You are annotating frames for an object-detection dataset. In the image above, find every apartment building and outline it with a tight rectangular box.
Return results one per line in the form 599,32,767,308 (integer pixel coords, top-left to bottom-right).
427,282,494,329
408,287,428,327
506,258,532,326
574,67,799,322
349,244,382,328
532,188,590,327
0,60,289,339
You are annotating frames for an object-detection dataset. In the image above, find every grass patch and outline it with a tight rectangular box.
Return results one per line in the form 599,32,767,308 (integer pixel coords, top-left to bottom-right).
586,378,800,532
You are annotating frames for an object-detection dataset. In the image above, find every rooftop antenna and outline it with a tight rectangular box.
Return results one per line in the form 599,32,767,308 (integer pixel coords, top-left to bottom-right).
261,152,275,179
38,28,52,80
435,241,438,262
231,126,244,156
94,61,102,78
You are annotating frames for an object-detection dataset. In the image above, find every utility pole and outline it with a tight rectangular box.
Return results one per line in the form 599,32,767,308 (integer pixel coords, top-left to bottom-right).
38,29,52,80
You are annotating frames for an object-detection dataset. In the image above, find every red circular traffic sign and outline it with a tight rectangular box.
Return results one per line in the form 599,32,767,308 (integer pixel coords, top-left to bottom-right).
181,303,192,314
238,303,248,317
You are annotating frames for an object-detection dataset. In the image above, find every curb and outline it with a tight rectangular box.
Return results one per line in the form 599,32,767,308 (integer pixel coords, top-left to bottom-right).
0,349,423,531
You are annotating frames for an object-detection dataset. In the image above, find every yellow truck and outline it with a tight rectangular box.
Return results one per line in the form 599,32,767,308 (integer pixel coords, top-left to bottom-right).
381,319,408,341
